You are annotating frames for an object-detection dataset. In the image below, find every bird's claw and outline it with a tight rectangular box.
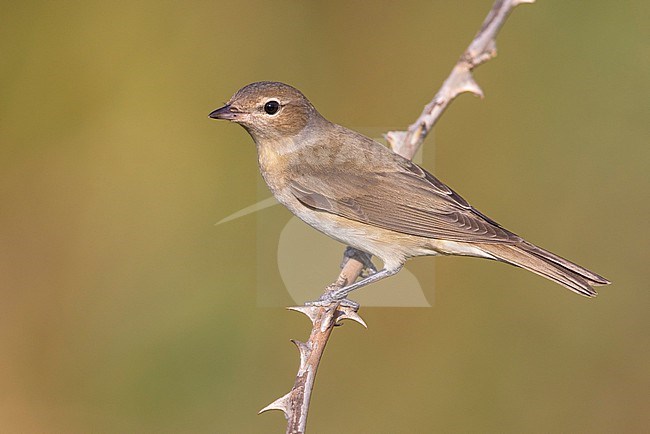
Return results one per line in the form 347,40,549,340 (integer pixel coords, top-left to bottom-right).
305,293,359,310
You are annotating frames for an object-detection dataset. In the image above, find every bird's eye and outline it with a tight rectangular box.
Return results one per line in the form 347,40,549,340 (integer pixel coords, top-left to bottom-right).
263,100,280,115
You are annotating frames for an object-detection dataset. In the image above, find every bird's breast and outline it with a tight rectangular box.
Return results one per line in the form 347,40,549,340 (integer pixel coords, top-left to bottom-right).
256,144,291,194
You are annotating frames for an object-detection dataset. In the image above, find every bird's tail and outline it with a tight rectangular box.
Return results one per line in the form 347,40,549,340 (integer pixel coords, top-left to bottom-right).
478,241,610,297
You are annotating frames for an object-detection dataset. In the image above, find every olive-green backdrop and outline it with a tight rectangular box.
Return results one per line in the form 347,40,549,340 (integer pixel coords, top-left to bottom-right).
1,1,648,432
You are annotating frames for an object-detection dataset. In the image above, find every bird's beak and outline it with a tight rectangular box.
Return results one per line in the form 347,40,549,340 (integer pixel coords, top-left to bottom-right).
208,104,240,121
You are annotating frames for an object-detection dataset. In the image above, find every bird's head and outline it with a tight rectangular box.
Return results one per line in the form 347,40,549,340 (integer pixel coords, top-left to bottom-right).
209,81,320,143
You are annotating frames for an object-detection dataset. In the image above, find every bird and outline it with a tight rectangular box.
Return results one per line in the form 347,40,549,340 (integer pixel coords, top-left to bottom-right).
209,81,610,302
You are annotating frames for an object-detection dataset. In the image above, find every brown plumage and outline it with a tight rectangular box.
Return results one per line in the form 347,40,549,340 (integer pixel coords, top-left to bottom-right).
210,81,610,300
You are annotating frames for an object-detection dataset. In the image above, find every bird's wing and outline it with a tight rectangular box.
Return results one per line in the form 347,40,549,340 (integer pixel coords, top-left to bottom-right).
289,159,521,244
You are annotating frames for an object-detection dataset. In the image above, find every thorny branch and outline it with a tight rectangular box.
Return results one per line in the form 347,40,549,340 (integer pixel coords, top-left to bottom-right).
260,1,535,432
259,304,366,433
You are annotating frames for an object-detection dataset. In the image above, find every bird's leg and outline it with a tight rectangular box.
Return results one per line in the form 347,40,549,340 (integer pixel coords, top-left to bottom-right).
305,265,403,307
329,266,402,300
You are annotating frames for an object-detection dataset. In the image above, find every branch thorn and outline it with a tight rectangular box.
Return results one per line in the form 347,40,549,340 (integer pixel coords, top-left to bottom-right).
290,339,311,369
259,391,292,417
461,74,484,98
287,305,320,324
335,307,368,328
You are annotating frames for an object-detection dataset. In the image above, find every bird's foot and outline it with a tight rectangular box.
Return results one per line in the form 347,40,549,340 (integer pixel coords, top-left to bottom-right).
305,291,359,309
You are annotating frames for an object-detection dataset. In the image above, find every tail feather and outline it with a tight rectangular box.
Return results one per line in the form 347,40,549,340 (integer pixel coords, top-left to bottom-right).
479,242,611,297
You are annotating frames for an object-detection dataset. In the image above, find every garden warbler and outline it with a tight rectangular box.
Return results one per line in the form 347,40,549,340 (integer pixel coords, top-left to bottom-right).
209,82,610,301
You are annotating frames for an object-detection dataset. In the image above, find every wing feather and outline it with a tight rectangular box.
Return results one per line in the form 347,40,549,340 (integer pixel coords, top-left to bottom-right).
289,160,520,244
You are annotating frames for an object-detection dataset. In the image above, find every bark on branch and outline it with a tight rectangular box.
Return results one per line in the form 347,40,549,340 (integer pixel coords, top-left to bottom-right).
260,1,534,432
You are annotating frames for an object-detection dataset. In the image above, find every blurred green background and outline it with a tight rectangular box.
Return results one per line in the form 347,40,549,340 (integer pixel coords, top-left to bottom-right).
1,1,648,432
